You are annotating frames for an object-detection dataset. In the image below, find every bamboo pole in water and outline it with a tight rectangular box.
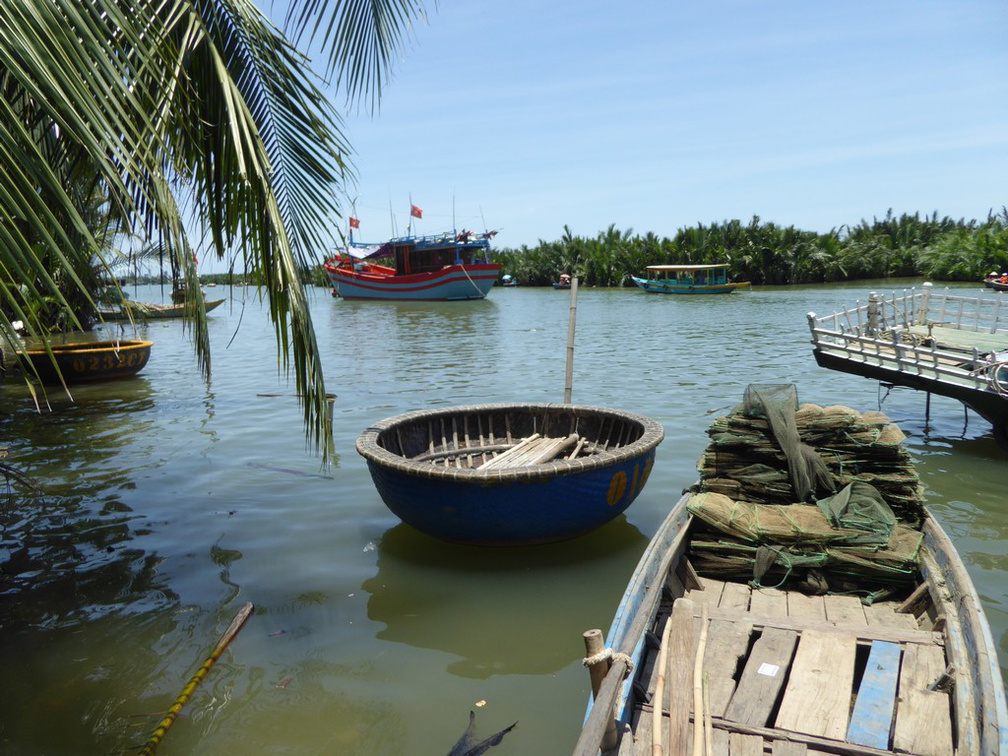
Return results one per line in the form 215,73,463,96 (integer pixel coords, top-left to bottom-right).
564,275,579,403
138,602,254,755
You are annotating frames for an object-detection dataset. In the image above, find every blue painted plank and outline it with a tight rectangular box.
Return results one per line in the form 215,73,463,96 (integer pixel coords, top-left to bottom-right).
847,640,902,749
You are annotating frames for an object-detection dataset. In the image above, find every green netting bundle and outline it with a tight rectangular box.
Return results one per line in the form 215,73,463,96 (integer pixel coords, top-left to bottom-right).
689,385,928,594
699,384,925,525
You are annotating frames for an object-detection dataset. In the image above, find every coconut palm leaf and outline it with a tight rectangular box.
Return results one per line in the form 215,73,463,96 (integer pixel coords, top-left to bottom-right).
0,0,424,460
284,0,430,113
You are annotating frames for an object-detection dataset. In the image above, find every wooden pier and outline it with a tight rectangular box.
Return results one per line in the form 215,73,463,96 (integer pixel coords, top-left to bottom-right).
807,282,1008,444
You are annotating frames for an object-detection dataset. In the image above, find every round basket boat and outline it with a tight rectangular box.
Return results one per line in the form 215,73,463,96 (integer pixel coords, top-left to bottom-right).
19,340,153,384
356,403,665,545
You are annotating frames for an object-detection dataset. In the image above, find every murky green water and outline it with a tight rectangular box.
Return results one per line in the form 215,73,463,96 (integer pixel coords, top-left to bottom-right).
0,281,1004,755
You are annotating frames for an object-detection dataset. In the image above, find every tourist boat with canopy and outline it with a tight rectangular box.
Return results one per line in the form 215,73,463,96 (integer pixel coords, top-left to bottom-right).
574,384,1007,756
631,264,749,295
324,228,502,301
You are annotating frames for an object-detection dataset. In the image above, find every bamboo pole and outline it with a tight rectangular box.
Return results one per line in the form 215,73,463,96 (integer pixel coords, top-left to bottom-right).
692,603,710,756
564,275,579,403
702,672,713,756
138,602,254,755
478,434,542,469
652,610,674,756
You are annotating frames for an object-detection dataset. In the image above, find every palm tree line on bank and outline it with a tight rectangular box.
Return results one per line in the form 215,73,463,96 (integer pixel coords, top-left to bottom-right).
490,210,1008,288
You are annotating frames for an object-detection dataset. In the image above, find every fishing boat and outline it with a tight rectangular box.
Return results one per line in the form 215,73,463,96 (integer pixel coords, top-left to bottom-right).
631,264,750,295
356,403,664,545
18,339,152,384
984,273,1008,291
807,282,1008,445
98,299,225,321
575,384,1007,756
553,273,573,290
501,274,517,287
324,230,502,301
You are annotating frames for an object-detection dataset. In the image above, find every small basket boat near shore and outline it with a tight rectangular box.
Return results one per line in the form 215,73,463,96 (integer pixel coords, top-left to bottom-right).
98,298,225,321
18,340,152,384
575,384,1007,756
356,403,665,545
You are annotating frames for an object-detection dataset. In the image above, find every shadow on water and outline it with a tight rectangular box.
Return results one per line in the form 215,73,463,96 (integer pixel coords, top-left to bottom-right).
362,518,648,679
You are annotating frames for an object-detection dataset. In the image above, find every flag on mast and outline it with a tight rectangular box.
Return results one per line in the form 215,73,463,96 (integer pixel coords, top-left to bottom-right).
349,217,360,229
410,204,423,219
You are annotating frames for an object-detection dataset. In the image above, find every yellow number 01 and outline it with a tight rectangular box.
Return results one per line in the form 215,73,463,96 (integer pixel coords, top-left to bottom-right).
606,456,654,507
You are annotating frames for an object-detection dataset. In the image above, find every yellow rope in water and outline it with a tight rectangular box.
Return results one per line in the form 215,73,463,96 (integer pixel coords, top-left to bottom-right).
138,602,254,756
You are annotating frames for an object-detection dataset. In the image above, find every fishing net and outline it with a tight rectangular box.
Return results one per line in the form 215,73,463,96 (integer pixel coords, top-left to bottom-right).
735,384,834,503
698,385,925,525
687,490,896,547
689,384,927,596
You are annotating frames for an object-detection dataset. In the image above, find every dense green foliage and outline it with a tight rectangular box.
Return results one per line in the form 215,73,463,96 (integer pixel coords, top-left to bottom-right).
491,210,1008,287
2,0,425,456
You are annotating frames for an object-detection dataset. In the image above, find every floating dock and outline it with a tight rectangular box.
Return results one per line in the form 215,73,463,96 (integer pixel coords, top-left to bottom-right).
807,282,1008,444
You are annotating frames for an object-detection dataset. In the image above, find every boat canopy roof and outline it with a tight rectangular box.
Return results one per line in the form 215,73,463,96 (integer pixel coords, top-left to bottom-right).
336,231,493,261
339,244,389,261
645,263,729,271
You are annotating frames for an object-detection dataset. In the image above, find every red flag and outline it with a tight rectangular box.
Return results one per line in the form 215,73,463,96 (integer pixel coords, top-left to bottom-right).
349,217,360,229
410,204,423,219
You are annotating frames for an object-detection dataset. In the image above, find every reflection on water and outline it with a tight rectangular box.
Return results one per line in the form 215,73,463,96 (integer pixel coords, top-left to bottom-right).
364,520,648,678
0,282,1005,754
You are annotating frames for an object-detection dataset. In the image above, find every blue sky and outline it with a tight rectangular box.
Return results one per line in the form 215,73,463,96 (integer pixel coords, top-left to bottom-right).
292,1,1008,251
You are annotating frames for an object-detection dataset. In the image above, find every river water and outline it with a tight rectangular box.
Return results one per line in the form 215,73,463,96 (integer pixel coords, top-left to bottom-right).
0,281,1004,755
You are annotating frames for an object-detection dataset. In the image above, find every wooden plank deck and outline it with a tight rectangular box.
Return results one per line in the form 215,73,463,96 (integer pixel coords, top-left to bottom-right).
907,323,1008,354
633,577,954,755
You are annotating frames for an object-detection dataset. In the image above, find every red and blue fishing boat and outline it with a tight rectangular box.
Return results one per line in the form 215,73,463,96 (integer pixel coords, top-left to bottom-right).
356,403,665,545
324,229,502,301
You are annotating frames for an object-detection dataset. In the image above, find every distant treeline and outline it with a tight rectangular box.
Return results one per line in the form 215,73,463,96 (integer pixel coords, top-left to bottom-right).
490,210,1008,287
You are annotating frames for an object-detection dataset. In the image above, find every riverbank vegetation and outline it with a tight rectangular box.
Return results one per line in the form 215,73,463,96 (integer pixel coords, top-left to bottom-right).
490,210,1008,287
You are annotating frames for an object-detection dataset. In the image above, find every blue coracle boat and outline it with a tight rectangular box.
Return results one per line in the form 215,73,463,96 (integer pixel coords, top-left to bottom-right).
356,403,665,545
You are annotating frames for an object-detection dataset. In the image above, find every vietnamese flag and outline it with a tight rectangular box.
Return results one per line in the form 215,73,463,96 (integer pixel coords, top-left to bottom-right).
349,217,360,229
410,204,423,219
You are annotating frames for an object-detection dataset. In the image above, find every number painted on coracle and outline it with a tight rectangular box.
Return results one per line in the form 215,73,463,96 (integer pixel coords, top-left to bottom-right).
606,456,654,507
607,471,627,506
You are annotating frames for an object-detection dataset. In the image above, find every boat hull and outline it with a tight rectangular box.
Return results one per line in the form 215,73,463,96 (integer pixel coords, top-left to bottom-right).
631,276,749,294
574,388,1008,756
577,495,1008,755
99,299,225,321
357,403,664,545
328,263,501,301
19,340,152,384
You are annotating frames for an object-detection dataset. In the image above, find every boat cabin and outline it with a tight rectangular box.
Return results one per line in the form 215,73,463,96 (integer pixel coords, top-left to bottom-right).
644,264,731,286
340,233,492,276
